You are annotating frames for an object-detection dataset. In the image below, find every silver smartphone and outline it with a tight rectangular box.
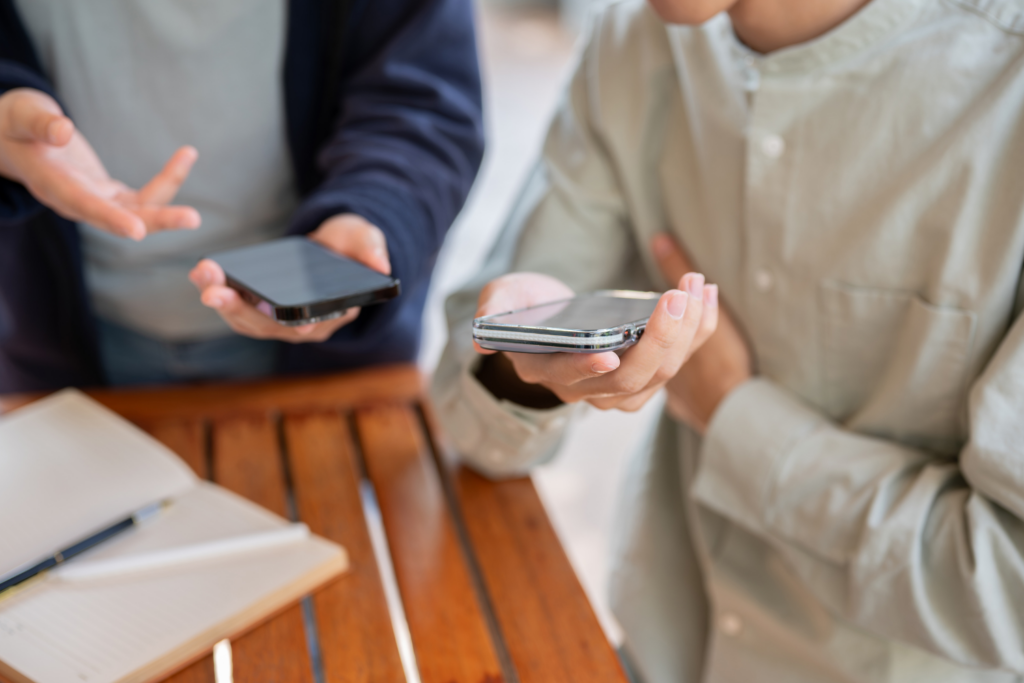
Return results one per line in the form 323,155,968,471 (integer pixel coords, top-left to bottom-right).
472,290,660,354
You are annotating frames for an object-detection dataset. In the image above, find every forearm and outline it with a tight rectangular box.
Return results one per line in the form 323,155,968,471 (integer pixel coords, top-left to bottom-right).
695,377,1024,671
292,0,484,289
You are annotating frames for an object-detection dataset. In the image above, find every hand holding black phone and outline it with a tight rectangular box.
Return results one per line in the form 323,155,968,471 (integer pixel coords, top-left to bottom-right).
206,237,401,326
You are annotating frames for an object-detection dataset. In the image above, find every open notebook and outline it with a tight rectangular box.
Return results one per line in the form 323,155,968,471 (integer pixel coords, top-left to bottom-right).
0,390,348,683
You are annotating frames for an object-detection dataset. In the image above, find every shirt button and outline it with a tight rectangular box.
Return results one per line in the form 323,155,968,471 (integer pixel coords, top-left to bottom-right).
754,269,774,291
760,134,785,159
720,612,743,637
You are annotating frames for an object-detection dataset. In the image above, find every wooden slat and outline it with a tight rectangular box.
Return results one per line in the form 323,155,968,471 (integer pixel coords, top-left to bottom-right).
454,469,628,683
0,365,422,420
211,416,314,683
139,418,217,683
356,405,504,683
419,401,627,683
0,370,626,682
161,655,217,683
141,418,208,478
285,413,405,683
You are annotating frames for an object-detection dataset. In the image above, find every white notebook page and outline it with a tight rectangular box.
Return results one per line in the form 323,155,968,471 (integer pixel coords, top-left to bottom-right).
0,484,344,683
0,390,197,577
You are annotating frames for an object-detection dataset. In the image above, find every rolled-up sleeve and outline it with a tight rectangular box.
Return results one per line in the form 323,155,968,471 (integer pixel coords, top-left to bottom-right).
435,351,578,478
693,310,1024,672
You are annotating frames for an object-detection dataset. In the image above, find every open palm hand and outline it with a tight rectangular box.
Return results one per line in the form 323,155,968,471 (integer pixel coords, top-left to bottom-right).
0,88,200,240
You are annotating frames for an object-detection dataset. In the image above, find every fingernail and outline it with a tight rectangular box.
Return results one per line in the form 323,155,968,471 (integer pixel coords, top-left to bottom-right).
705,284,719,307
207,296,224,309
686,273,705,297
667,290,688,320
592,362,616,374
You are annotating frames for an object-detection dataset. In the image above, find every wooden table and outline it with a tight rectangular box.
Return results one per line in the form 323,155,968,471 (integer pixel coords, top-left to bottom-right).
0,365,628,683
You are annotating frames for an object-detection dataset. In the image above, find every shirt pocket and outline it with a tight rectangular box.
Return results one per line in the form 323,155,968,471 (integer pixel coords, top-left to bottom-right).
819,281,976,453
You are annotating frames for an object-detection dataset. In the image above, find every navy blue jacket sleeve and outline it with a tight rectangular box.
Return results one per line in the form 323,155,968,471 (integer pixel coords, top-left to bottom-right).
0,0,57,226
287,0,485,321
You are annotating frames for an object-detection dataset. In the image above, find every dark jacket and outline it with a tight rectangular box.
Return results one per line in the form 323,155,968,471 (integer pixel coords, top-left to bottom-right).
0,0,484,391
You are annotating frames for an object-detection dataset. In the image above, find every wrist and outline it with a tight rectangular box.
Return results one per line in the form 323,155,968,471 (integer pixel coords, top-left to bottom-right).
702,373,748,425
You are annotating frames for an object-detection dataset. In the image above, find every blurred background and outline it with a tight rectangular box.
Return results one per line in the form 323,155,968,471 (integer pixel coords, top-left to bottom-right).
419,0,665,646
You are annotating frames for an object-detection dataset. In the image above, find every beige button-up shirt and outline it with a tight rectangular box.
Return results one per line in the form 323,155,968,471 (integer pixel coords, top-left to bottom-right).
432,0,1024,680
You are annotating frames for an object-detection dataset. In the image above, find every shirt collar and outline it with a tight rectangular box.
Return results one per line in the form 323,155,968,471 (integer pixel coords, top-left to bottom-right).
720,0,926,75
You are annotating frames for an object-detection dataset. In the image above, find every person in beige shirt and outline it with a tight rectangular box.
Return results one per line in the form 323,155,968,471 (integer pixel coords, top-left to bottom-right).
431,0,1024,680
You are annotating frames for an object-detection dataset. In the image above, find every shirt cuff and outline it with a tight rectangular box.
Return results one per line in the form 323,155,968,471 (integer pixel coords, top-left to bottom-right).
442,355,578,478
692,378,823,534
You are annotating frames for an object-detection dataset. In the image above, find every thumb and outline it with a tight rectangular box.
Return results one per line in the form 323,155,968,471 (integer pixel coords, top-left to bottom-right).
310,215,391,276
5,89,73,145
189,258,226,292
651,233,695,289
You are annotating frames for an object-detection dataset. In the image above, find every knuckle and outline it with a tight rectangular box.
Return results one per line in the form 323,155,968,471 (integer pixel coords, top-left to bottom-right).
585,397,616,411
515,365,539,385
652,367,676,386
550,386,578,404
313,328,336,342
615,375,647,395
649,330,678,352
618,400,643,413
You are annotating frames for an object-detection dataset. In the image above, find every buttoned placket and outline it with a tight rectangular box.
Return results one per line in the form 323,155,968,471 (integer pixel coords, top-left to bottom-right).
739,50,794,380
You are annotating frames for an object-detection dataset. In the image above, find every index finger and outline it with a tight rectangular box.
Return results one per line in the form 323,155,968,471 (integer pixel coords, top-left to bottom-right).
136,146,198,205
570,285,700,398
506,349,621,388
49,179,146,240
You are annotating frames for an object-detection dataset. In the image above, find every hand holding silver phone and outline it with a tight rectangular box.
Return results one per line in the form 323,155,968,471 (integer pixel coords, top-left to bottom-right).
472,290,660,354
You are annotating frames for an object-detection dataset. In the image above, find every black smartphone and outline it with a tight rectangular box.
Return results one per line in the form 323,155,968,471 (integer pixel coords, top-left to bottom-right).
206,236,400,326
472,290,660,353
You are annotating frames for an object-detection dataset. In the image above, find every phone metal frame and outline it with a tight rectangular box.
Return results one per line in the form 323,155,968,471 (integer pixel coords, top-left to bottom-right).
472,290,660,354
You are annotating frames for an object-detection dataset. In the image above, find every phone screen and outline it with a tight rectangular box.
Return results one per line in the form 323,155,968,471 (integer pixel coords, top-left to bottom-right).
486,293,659,331
210,237,397,306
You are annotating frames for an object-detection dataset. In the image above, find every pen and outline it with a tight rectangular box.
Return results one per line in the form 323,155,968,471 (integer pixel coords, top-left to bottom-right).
55,523,310,582
0,500,168,595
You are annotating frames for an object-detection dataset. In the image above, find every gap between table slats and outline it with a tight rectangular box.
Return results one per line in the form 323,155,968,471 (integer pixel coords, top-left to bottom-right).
355,404,504,683
283,413,406,683
416,404,629,683
210,416,315,683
